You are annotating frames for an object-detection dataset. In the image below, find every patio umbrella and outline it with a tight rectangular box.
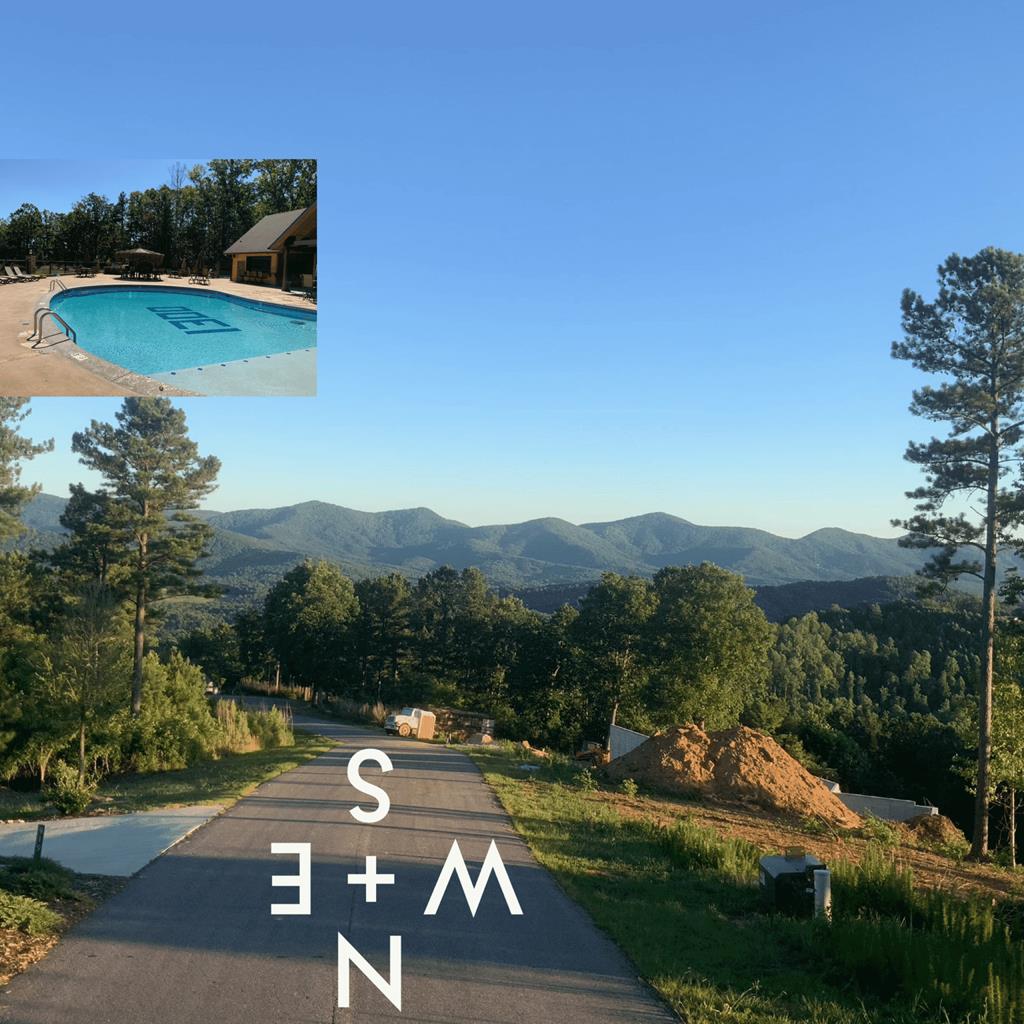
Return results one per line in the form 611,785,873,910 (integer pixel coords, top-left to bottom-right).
116,247,164,268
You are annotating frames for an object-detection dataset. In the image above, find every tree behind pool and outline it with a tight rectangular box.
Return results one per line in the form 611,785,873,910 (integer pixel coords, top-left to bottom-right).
892,247,1024,859
70,398,220,716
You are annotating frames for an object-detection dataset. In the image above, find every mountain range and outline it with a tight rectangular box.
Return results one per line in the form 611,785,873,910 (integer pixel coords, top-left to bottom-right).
17,494,931,604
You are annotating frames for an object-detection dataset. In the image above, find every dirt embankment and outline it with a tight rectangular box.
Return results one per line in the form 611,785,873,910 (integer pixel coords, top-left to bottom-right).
603,723,862,828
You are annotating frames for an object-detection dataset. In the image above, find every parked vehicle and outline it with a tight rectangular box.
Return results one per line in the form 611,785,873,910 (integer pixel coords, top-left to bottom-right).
384,707,436,739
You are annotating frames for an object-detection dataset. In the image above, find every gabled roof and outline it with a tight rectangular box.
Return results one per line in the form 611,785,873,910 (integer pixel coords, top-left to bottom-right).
224,205,314,255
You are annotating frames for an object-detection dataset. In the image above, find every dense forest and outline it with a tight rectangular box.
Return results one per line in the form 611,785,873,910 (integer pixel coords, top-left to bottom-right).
0,394,1022,858
175,557,1015,846
0,159,316,272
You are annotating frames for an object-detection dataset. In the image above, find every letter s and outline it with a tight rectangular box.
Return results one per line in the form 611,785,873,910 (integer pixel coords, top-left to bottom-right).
347,748,393,823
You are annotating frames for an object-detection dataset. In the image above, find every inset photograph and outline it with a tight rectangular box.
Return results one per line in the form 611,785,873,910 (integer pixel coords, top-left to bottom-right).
0,159,316,397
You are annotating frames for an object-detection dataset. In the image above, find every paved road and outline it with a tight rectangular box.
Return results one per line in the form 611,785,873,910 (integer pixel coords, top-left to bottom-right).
0,709,675,1023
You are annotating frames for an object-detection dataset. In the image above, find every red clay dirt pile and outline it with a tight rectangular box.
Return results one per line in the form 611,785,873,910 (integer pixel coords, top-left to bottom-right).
603,724,862,828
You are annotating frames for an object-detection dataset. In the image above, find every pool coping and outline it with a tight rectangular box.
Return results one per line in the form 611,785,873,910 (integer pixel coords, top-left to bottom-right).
31,282,318,397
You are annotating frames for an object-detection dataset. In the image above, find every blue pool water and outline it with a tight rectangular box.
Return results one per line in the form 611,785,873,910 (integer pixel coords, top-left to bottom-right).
51,286,316,375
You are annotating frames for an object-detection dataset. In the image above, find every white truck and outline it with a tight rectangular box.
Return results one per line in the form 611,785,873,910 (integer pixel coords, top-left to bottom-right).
384,707,436,739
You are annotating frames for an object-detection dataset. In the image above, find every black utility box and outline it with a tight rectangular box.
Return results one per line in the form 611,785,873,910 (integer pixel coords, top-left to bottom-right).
759,850,826,916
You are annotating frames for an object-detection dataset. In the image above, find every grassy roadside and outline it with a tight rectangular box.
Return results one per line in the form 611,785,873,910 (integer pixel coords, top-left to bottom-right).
468,743,1023,1024
0,729,335,821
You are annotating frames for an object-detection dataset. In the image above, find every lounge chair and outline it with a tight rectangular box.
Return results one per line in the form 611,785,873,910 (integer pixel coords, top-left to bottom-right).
189,267,209,285
11,266,40,282
0,269,15,285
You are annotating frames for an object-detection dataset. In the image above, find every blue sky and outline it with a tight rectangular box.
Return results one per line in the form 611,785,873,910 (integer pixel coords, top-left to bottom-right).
3,2,1022,537
0,161,205,216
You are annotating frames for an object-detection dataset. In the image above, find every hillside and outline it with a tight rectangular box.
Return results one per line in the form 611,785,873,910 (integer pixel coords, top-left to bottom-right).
510,575,919,620
16,494,932,601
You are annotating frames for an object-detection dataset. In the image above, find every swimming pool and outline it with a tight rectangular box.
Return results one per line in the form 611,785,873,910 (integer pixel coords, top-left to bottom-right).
50,286,316,375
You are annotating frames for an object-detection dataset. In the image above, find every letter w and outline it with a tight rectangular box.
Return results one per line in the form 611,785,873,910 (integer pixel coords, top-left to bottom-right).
423,840,523,917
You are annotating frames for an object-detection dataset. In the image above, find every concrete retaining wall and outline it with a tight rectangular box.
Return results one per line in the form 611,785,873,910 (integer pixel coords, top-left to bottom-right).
835,792,937,822
609,724,650,762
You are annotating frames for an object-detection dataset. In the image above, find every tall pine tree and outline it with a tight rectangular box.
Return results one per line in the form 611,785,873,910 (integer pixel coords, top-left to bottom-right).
892,247,1024,858
71,399,220,715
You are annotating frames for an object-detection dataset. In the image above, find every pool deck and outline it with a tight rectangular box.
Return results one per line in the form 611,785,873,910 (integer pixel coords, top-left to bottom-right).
0,274,317,397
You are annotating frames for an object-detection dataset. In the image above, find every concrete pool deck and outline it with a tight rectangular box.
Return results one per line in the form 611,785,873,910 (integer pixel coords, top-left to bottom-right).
152,347,317,396
0,274,317,397
0,805,224,876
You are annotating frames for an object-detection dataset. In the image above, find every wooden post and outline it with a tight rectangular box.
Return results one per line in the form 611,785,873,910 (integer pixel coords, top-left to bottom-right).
1010,788,1017,868
33,824,45,862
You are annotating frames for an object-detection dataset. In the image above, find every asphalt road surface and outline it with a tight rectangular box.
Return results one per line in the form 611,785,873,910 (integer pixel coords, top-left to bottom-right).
0,707,676,1023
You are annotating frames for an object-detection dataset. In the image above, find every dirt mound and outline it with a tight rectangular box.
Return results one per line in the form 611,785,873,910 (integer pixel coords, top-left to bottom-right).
604,724,861,828
906,813,967,848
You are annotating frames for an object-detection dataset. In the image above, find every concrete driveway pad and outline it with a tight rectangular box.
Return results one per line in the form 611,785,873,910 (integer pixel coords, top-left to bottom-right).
0,805,223,876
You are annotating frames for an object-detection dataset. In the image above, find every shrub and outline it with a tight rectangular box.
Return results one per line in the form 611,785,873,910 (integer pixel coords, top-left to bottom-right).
245,705,294,749
573,767,597,791
119,653,221,772
801,814,830,836
0,857,76,902
44,761,95,816
858,813,901,848
620,777,639,798
0,891,61,935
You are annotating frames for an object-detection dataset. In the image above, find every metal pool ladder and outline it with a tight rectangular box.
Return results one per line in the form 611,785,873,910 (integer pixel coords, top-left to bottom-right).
29,307,77,348
48,277,67,292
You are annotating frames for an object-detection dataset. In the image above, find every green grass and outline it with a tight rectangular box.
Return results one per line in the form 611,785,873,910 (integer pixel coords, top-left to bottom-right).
0,730,334,820
467,742,1022,1024
0,857,76,902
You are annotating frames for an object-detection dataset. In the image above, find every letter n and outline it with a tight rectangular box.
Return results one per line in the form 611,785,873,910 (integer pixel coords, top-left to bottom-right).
337,934,401,1011
423,840,523,917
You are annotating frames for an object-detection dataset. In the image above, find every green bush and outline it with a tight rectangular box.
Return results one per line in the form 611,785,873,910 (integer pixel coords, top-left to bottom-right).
0,891,62,934
44,761,95,816
620,777,639,798
0,857,76,902
857,813,901,848
118,653,221,772
573,767,597,791
246,705,294,749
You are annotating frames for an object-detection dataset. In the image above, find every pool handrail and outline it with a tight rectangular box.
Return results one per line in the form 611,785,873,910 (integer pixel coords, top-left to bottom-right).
49,277,67,292
29,306,77,348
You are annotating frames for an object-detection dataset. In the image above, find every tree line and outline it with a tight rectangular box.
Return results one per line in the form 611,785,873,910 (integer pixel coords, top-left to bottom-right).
0,159,316,271
173,555,1017,852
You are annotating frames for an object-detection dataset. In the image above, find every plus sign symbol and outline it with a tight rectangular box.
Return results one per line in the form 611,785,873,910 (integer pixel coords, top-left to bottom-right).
347,856,395,903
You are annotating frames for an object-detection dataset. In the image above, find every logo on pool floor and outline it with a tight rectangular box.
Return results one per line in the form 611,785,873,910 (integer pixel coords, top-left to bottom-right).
147,305,241,335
